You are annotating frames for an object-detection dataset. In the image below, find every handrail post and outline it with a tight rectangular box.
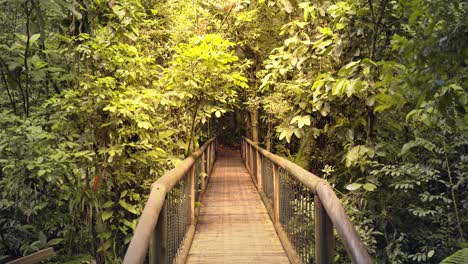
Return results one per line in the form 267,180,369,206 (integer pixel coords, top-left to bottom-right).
201,151,206,189
243,140,246,161
247,143,251,172
151,201,167,264
209,143,212,171
314,195,334,264
273,163,280,223
190,166,196,224
253,145,257,181
256,150,263,190
212,143,215,168
206,145,210,174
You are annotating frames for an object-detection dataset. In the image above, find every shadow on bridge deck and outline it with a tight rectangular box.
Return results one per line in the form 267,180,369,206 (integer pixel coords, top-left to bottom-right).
186,148,290,263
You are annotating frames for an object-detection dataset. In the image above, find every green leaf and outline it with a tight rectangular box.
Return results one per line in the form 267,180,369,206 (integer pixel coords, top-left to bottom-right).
440,248,468,264
332,79,348,96
290,116,301,125
119,200,138,215
345,145,372,167
280,0,293,13
29,34,41,44
215,110,221,118
427,250,435,258
338,60,360,77
363,183,377,191
47,238,63,246
336,23,346,30
102,201,114,208
67,4,82,20
137,121,151,129
285,35,298,46
159,130,175,139
279,130,287,140
101,211,113,221
346,183,363,191
14,33,27,43
298,116,311,128
400,138,436,156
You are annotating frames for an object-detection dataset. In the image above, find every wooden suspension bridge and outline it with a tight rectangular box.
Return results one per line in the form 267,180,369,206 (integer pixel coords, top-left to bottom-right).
123,137,373,264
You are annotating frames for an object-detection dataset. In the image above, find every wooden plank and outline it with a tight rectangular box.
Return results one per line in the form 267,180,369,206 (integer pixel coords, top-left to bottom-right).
7,247,55,264
186,148,290,264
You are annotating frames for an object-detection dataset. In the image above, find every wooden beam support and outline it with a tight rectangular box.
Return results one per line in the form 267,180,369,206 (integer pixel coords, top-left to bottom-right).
7,248,55,264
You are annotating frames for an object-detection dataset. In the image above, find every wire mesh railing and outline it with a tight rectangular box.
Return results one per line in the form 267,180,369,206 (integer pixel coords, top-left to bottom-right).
241,137,372,264
166,171,191,263
262,156,274,204
123,138,217,264
278,167,315,263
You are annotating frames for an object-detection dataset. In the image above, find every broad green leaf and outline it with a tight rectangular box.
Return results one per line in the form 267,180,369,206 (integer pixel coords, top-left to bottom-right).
279,130,287,140
332,79,347,96
102,201,114,208
29,34,41,44
338,60,360,77
101,211,113,221
159,130,174,139
363,183,377,191
440,248,468,264
14,33,27,43
47,238,63,246
119,200,138,215
290,116,301,125
346,183,363,191
298,116,311,128
400,138,435,156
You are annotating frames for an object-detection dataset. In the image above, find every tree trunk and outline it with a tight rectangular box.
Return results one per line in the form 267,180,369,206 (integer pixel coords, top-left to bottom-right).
295,127,314,171
244,110,252,139
250,108,259,143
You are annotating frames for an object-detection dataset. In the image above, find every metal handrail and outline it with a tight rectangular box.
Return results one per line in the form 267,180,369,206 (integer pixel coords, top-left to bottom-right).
123,137,216,264
242,137,372,264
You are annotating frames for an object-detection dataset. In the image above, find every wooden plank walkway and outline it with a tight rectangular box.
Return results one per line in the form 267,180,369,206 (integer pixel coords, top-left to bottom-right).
186,148,290,264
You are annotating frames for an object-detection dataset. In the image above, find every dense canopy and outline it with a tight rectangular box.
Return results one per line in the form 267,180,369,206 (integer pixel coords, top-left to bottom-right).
0,0,466,263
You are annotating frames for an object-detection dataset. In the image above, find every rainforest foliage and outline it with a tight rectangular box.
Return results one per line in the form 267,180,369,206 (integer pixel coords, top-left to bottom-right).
0,0,466,263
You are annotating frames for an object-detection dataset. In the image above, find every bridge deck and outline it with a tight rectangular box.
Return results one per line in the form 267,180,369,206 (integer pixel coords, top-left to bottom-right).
186,148,290,263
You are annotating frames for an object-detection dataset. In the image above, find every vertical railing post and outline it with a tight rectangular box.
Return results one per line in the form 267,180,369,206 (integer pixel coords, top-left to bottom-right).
243,140,246,162
190,165,196,224
247,143,252,173
201,151,206,189
212,142,215,166
206,146,210,174
151,201,167,264
314,195,334,264
243,140,246,161
252,146,258,180
242,140,244,161
256,150,263,190
149,226,157,264
245,140,247,161
272,164,280,223
210,143,213,172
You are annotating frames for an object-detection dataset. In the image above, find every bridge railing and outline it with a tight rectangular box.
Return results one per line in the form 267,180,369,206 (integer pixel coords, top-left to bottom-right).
123,138,216,264
241,137,372,264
